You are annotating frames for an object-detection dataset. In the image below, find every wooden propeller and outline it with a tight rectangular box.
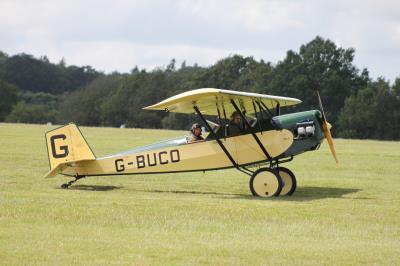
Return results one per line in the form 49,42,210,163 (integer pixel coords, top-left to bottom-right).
317,91,338,164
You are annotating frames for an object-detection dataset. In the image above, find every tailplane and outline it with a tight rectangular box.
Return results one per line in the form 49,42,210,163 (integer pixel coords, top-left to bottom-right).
44,123,96,178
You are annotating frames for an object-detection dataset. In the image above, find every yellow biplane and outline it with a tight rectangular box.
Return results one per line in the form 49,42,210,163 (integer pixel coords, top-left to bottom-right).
44,88,337,197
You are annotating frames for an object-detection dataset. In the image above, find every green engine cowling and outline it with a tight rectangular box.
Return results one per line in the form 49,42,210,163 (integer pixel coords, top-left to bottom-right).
272,110,325,157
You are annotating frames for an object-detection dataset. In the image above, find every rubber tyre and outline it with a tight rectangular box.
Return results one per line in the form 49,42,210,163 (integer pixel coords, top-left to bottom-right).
249,168,283,197
276,167,297,196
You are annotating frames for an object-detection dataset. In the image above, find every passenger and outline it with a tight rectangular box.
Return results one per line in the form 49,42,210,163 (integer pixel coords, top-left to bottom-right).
186,123,204,143
228,111,243,136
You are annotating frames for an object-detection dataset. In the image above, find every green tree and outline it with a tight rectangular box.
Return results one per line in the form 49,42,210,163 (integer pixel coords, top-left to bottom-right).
4,91,60,123
0,80,18,121
269,36,369,131
337,78,400,140
392,76,400,96
5,102,59,123
0,51,8,79
2,53,101,94
60,74,124,126
195,55,272,91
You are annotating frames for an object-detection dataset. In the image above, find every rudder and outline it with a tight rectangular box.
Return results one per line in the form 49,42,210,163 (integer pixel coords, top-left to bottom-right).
44,123,95,178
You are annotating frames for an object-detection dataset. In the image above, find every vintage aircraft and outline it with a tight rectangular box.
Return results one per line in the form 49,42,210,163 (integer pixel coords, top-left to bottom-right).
44,88,338,197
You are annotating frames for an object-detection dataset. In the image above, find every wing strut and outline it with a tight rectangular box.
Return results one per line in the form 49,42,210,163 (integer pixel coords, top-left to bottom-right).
193,105,252,176
276,103,280,116
252,100,263,134
257,100,274,118
230,99,273,163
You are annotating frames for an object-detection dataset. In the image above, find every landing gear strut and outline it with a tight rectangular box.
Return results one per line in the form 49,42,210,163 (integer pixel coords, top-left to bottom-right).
61,175,85,189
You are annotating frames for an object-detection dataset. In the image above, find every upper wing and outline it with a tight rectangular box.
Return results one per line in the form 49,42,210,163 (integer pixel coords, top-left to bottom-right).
143,88,301,116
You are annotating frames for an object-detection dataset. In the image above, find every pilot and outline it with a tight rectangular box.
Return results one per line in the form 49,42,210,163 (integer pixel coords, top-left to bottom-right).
228,111,243,136
187,123,204,143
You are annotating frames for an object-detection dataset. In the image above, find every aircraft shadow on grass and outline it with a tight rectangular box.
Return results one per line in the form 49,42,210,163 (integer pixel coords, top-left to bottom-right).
139,186,363,201
122,186,363,201
66,185,123,192
63,185,365,201
277,186,364,201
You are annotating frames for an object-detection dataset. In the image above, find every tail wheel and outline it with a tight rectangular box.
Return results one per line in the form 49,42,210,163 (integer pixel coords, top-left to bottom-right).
276,167,297,196
249,168,283,197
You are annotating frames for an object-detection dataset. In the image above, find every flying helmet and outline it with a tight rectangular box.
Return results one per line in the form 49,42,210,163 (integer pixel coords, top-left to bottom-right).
191,123,202,133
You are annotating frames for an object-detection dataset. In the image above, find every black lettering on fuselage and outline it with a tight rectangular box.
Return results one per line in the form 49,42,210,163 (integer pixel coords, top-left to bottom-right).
159,151,168,164
135,149,180,169
136,155,146,168
50,134,69,158
170,149,180,163
115,159,125,172
147,153,157,167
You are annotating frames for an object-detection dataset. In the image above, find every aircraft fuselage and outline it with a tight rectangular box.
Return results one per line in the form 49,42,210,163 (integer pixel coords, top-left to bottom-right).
60,110,324,177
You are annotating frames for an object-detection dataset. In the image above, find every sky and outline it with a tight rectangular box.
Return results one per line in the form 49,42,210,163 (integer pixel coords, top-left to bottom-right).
1,0,399,82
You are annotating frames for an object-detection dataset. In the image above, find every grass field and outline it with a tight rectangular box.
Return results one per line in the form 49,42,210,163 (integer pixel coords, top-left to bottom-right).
1,123,399,265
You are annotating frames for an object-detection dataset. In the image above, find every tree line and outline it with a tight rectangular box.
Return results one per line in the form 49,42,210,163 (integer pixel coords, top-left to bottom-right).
0,37,399,140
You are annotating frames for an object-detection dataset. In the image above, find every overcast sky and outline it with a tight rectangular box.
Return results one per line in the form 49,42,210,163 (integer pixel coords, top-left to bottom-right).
1,0,399,82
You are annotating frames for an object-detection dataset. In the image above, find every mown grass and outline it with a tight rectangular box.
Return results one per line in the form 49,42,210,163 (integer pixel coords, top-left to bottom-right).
0,123,399,265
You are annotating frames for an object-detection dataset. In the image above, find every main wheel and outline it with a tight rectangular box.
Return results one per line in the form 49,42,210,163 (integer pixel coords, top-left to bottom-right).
249,168,283,197
276,167,297,196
